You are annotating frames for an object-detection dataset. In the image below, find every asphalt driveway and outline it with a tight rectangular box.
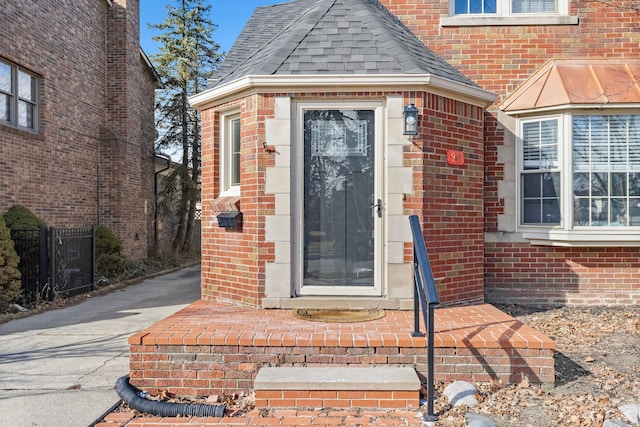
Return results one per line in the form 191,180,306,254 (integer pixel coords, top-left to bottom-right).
0,264,201,427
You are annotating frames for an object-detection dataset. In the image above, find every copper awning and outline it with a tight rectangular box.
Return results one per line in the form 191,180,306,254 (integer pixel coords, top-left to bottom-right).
500,59,640,113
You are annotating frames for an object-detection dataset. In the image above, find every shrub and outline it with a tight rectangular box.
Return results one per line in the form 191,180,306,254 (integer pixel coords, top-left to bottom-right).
95,225,123,255
95,225,128,276
3,205,46,231
2,205,42,307
96,253,129,275
0,216,22,311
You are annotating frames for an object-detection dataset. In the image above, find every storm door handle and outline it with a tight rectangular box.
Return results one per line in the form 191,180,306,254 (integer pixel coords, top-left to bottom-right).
370,198,382,218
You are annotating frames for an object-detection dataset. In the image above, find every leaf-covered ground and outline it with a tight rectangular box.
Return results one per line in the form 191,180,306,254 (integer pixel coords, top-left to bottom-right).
431,304,640,427
101,303,640,426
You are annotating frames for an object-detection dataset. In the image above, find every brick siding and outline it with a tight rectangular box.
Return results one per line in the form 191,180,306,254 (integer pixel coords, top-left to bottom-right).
0,0,156,259
254,389,420,410
380,0,640,305
129,343,553,397
485,242,640,305
201,95,273,307
404,93,486,305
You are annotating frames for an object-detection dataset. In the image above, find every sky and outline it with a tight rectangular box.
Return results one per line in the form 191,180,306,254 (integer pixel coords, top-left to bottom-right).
139,0,287,55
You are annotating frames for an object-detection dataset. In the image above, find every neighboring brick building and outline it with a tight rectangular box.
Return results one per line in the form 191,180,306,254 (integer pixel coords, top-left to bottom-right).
0,0,160,259
192,0,640,308
153,155,202,256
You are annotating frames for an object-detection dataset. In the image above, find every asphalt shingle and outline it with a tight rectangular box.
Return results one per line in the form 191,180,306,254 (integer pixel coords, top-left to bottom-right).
210,0,478,88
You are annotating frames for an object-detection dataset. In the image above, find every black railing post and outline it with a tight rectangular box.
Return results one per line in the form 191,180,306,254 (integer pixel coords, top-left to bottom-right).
408,215,439,424
91,226,96,290
38,227,49,301
48,227,56,299
427,297,436,422
412,250,423,337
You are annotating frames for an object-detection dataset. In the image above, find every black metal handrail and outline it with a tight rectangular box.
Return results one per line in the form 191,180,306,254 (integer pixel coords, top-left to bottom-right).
409,215,439,423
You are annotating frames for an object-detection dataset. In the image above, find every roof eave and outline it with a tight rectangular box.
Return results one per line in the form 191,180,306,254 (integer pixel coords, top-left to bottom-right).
501,102,640,116
140,48,164,89
189,74,496,110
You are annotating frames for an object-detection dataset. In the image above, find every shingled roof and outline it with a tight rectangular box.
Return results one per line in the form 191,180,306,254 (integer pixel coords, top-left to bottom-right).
210,0,478,89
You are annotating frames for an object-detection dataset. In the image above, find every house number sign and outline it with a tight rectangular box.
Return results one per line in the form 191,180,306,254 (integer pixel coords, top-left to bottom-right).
447,149,464,166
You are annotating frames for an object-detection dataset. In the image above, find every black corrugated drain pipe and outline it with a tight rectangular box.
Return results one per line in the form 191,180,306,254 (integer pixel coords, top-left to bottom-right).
115,375,226,418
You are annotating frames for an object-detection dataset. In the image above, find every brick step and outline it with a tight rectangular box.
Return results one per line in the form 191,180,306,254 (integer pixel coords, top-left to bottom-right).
253,366,422,409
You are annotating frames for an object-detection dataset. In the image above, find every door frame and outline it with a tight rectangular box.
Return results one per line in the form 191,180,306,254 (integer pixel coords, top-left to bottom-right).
292,100,385,297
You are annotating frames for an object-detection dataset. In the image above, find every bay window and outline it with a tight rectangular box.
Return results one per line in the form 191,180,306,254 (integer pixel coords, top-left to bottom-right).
519,113,640,244
572,115,640,227
521,118,561,225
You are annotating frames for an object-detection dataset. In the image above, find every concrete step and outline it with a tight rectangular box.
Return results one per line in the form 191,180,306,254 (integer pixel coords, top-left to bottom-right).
254,366,421,409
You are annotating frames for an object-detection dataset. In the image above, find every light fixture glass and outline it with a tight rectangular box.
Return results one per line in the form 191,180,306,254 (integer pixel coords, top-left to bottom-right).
404,103,419,135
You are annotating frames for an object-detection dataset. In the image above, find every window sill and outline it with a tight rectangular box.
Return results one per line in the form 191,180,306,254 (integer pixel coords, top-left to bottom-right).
440,15,578,27
0,122,43,139
521,228,640,247
219,186,241,198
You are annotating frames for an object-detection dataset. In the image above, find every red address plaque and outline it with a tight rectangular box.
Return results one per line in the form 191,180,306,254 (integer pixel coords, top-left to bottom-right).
447,149,464,166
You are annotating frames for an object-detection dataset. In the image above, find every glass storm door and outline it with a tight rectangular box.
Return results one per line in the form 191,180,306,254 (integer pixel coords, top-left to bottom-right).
299,108,382,296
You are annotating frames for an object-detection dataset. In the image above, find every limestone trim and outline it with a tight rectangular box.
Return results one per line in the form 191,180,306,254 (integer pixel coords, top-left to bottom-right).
441,15,578,27
262,95,415,308
189,74,496,111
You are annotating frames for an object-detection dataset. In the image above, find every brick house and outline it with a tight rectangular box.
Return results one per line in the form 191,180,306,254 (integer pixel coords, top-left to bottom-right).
0,0,160,259
380,0,640,306
153,154,202,255
191,0,640,308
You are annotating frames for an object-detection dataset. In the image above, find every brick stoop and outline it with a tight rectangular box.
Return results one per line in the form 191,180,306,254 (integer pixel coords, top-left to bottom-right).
128,301,555,398
98,408,426,427
254,367,421,409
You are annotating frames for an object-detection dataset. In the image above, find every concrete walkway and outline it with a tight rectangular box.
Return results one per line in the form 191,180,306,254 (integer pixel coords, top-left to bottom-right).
0,264,201,427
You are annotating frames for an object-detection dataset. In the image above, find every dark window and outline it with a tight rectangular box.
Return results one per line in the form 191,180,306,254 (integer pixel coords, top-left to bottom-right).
0,59,39,132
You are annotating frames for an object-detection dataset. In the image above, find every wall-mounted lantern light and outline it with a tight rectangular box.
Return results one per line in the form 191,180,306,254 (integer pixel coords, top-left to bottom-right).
403,103,419,135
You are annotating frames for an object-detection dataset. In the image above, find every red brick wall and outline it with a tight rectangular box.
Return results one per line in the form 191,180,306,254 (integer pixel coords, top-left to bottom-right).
404,93,486,305
200,95,275,307
129,342,554,396
0,0,156,259
486,243,640,305
200,91,485,307
381,0,639,99
380,0,640,305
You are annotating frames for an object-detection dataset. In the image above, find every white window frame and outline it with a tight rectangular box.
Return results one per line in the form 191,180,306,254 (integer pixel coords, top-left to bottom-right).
441,0,577,26
0,59,40,133
219,108,241,197
519,115,563,226
517,111,640,247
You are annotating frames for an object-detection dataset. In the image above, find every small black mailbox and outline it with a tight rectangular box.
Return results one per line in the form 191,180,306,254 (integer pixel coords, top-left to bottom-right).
217,211,243,229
